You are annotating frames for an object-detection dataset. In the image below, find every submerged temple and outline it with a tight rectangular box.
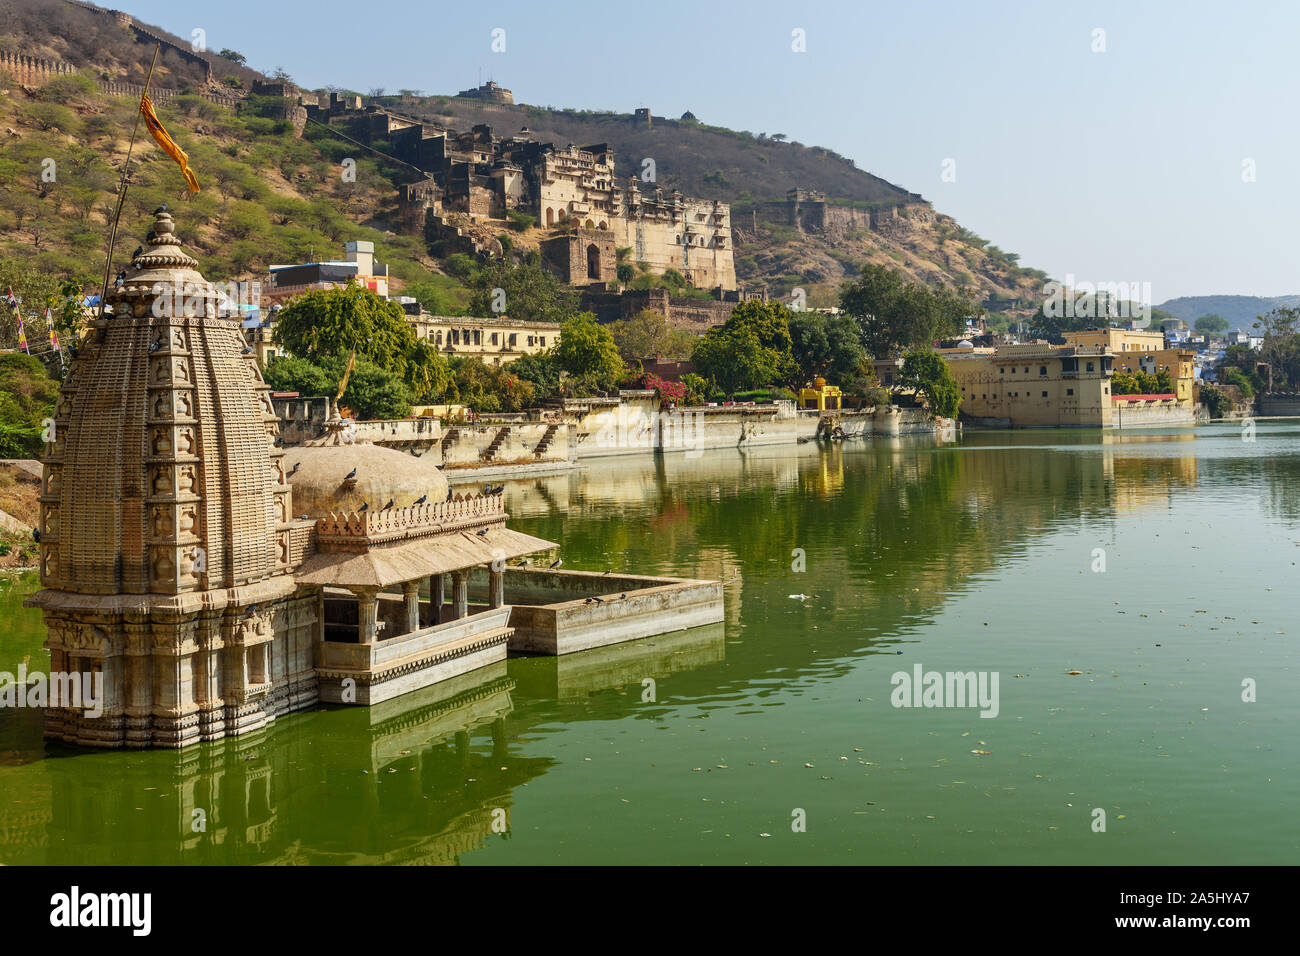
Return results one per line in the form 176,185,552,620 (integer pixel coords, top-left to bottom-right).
26,210,556,748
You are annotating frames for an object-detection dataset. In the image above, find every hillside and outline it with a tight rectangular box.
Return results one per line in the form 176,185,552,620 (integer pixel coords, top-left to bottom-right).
381,94,1049,317
1155,294,1300,330
1,0,1050,327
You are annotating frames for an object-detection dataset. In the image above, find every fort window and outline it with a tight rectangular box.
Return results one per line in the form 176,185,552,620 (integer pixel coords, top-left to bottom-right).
1086,362,1095,372
491,332,498,345
546,208,554,227
586,243,602,279
1039,366,1047,376
509,333,517,346
1067,388,1075,396
1041,391,1048,397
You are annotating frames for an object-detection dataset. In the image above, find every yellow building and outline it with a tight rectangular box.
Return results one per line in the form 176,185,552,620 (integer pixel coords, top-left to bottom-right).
942,343,1115,427
1060,329,1195,406
799,378,842,411
407,312,560,366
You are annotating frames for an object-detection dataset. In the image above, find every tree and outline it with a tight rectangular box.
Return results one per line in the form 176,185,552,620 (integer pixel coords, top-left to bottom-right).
404,339,451,402
788,310,865,384
841,264,980,356
1252,306,1300,390
218,49,247,65
554,313,624,391
263,356,337,397
468,261,580,325
1195,313,1230,333
509,351,561,402
272,281,416,375
722,300,798,385
898,349,961,419
341,361,413,419
0,353,58,457
607,309,695,363
692,324,772,398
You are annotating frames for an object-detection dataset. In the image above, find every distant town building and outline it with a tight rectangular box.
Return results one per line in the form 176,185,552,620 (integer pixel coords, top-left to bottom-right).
941,343,1117,427
263,240,389,305
1061,328,1196,407
399,303,559,365
455,80,514,104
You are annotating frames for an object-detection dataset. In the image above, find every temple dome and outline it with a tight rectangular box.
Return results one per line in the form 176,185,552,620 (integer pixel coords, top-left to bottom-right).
36,208,292,598
286,443,450,518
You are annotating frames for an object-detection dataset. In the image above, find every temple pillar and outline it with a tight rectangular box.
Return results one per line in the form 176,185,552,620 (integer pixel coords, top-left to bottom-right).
354,588,379,644
429,573,445,624
488,565,505,609
451,570,468,620
402,581,420,634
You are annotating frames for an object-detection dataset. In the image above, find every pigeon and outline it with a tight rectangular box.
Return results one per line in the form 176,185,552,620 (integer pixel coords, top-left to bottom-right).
619,593,626,600
548,558,562,569
413,494,427,505
411,449,423,458
297,514,309,520
345,467,358,480
382,499,394,510
602,568,612,575
246,604,259,616
241,345,253,355
155,202,168,213
358,502,369,511
516,558,530,567
288,461,299,475
583,597,594,604
482,485,493,496
148,340,161,352
131,246,143,259
476,528,489,537
591,596,604,604
445,488,453,502
273,437,284,448
32,529,41,542
493,484,505,495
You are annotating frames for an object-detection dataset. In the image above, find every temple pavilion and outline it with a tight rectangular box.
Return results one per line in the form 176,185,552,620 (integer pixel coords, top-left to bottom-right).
26,209,556,748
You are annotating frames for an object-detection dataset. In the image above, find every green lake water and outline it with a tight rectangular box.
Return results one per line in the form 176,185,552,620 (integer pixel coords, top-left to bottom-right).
1,422,1296,864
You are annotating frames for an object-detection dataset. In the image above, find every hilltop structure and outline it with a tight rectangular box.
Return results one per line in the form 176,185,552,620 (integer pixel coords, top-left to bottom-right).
308,101,736,291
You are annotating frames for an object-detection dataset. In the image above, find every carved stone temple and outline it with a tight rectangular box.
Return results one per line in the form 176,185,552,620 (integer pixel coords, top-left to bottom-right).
26,209,557,748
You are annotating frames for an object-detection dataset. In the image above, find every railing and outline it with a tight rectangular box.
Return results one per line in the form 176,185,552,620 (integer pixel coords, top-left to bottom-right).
315,493,505,549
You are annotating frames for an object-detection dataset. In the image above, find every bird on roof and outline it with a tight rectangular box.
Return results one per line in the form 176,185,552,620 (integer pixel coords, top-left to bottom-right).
583,597,594,604
602,568,612,575
382,499,394,510
358,502,369,511
32,529,41,542
148,340,161,353
482,484,493,496
114,270,126,287
476,527,489,537
131,246,143,259
413,494,427,505
445,488,454,501
516,558,530,567
154,202,168,213
591,596,604,604
288,461,299,475
548,557,562,569
619,593,626,599
492,484,505,495
345,467,357,479
411,448,423,458
241,346,253,355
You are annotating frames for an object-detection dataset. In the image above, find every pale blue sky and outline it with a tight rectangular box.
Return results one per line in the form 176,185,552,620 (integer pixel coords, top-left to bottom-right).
130,0,1299,300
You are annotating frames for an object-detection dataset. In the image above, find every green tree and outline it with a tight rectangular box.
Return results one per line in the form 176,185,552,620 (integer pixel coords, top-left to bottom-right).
342,361,414,419
607,309,696,363
554,312,624,391
788,310,866,384
262,356,337,397
468,261,580,324
1194,313,1230,333
841,264,980,357
0,352,59,457
509,351,561,403
1252,306,1300,389
692,323,773,398
218,49,247,65
272,281,416,374
898,349,961,419
720,300,799,385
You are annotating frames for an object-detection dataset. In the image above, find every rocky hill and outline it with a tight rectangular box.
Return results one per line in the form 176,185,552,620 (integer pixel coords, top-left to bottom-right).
1,0,1051,326
1155,294,1300,329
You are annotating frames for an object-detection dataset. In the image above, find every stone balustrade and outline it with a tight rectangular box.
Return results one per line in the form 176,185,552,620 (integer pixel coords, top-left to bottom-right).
315,494,506,550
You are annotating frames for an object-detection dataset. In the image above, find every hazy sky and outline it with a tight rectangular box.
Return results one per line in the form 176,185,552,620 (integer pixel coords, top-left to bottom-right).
126,0,1299,301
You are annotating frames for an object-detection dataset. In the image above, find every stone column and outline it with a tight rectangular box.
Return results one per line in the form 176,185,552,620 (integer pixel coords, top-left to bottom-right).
402,580,421,634
429,573,445,624
488,564,505,609
354,588,379,644
451,570,469,620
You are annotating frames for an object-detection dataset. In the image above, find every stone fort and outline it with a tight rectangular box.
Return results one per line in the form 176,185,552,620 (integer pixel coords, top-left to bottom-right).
309,100,736,292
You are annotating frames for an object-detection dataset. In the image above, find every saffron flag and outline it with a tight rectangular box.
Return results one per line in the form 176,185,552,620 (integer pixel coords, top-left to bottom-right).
139,94,200,195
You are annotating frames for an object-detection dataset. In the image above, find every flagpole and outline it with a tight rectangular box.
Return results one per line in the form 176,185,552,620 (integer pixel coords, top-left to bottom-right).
96,42,161,323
